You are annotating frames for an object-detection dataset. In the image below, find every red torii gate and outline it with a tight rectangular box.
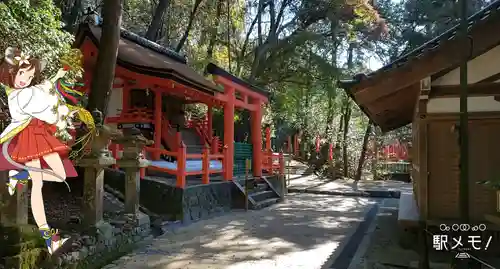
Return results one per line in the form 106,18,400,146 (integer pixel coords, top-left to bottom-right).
206,63,269,178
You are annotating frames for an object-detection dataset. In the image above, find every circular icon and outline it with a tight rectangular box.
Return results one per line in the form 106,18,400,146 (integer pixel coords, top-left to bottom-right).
440,224,449,232
459,224,470,232
117,124,123,129
479,224,486,231
472,225,479,231
452,224,460,231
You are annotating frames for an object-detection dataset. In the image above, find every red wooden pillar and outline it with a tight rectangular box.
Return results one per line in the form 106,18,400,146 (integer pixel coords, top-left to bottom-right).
279,151,285,176
175,131,182,151
329,143,333,161
251,100,263,177
211,136,219,154
202,145,210,184
315,136,320,153
153,90,162,160
140,148,146,179
207,105,213,140
122,83,130,113
223,86,235,180
265,127,271,151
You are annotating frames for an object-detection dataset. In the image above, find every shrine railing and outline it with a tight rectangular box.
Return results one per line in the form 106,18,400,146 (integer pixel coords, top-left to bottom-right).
109,142,229,188
186,118,211,145
262,149,285,176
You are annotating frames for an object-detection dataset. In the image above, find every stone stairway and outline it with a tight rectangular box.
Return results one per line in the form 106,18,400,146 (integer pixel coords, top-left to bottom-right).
0,224,50,268
233,178,281,210
180,127,206,154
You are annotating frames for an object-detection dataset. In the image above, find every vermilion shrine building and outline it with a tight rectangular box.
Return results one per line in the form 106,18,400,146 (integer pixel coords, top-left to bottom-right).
74,23,285,221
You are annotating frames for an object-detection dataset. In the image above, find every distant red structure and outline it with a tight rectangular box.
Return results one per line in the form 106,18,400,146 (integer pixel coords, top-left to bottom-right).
382,141,409,161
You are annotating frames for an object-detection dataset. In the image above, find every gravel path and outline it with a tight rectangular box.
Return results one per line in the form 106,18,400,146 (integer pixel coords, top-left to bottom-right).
104,193,379,269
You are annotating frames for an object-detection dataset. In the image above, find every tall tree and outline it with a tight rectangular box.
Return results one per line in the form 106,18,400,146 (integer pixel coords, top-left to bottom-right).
355,121,373,181
87,0,123,116
342,43,354,177
145,0,170,41
175,0,204,52
205,0,223,63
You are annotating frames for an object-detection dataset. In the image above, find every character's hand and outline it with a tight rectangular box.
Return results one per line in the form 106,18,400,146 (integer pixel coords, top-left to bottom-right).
49,69,68,84
55,69,68,80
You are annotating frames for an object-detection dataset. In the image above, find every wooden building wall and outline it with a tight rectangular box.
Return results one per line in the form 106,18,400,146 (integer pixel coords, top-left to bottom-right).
409,43,500,222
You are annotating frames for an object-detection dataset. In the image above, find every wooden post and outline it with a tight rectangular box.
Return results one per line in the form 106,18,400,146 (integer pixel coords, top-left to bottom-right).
245,159,250,211
223,86,235,180
287,156,291,192
176,131,182,151
222,145,229,180
251,100,263,177
202,144,210,184
154,90,162,160
211,136,219,154
293,134,299,157
177,142,187,188
140,148,146,179
279,151,285,199
122,83,130,112
315,136,320,153
265,127,271,151
328,143,333,161
110,143,118,169
207,105,213,140
268,149,273,174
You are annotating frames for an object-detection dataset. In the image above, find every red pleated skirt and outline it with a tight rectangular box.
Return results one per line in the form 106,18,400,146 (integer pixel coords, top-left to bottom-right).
8,118,69,163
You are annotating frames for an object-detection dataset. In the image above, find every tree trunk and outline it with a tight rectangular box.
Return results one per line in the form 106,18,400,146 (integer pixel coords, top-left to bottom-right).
175,0,204,52
342,42,355,177
145,0,170,41
86,0,123,116
205,0,223,65
324,90,335,139
342,100,352,177
354,121,373,181
64,0,82,33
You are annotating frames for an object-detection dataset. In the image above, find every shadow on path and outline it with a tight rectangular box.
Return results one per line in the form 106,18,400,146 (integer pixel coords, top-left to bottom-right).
110,194,379,269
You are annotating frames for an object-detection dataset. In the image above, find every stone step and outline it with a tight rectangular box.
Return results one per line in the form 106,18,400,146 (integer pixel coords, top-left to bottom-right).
2,239,42,257
253,197,280,210
250,190,278,202
255,183,268,191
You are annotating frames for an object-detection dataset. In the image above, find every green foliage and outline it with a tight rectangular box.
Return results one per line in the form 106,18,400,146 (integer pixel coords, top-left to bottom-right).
0,0,74,76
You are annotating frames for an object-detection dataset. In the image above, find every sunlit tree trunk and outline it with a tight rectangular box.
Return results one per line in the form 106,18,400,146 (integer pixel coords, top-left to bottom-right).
175,0,204,52
86,0,123,116
355,121,373,181
342,42,355,177
205,0,223,65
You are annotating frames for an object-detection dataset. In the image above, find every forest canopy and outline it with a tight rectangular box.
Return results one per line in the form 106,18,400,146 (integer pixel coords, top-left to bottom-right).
0,0,492,179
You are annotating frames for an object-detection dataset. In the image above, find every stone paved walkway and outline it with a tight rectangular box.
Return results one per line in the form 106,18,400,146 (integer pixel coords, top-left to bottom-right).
285,159,412,197
103,193,379,269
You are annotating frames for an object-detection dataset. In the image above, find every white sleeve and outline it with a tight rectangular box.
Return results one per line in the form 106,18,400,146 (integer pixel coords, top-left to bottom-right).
16,84,60,124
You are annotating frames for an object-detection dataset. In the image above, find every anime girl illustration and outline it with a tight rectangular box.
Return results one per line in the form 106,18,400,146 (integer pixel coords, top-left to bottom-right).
0,47,80,255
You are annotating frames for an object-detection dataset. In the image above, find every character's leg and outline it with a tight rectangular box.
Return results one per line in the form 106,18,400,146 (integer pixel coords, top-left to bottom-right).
38,152,67,182
26,158,70,255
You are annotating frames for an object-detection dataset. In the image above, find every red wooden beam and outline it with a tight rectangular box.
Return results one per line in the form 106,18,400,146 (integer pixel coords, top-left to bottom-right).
214,75,268,103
